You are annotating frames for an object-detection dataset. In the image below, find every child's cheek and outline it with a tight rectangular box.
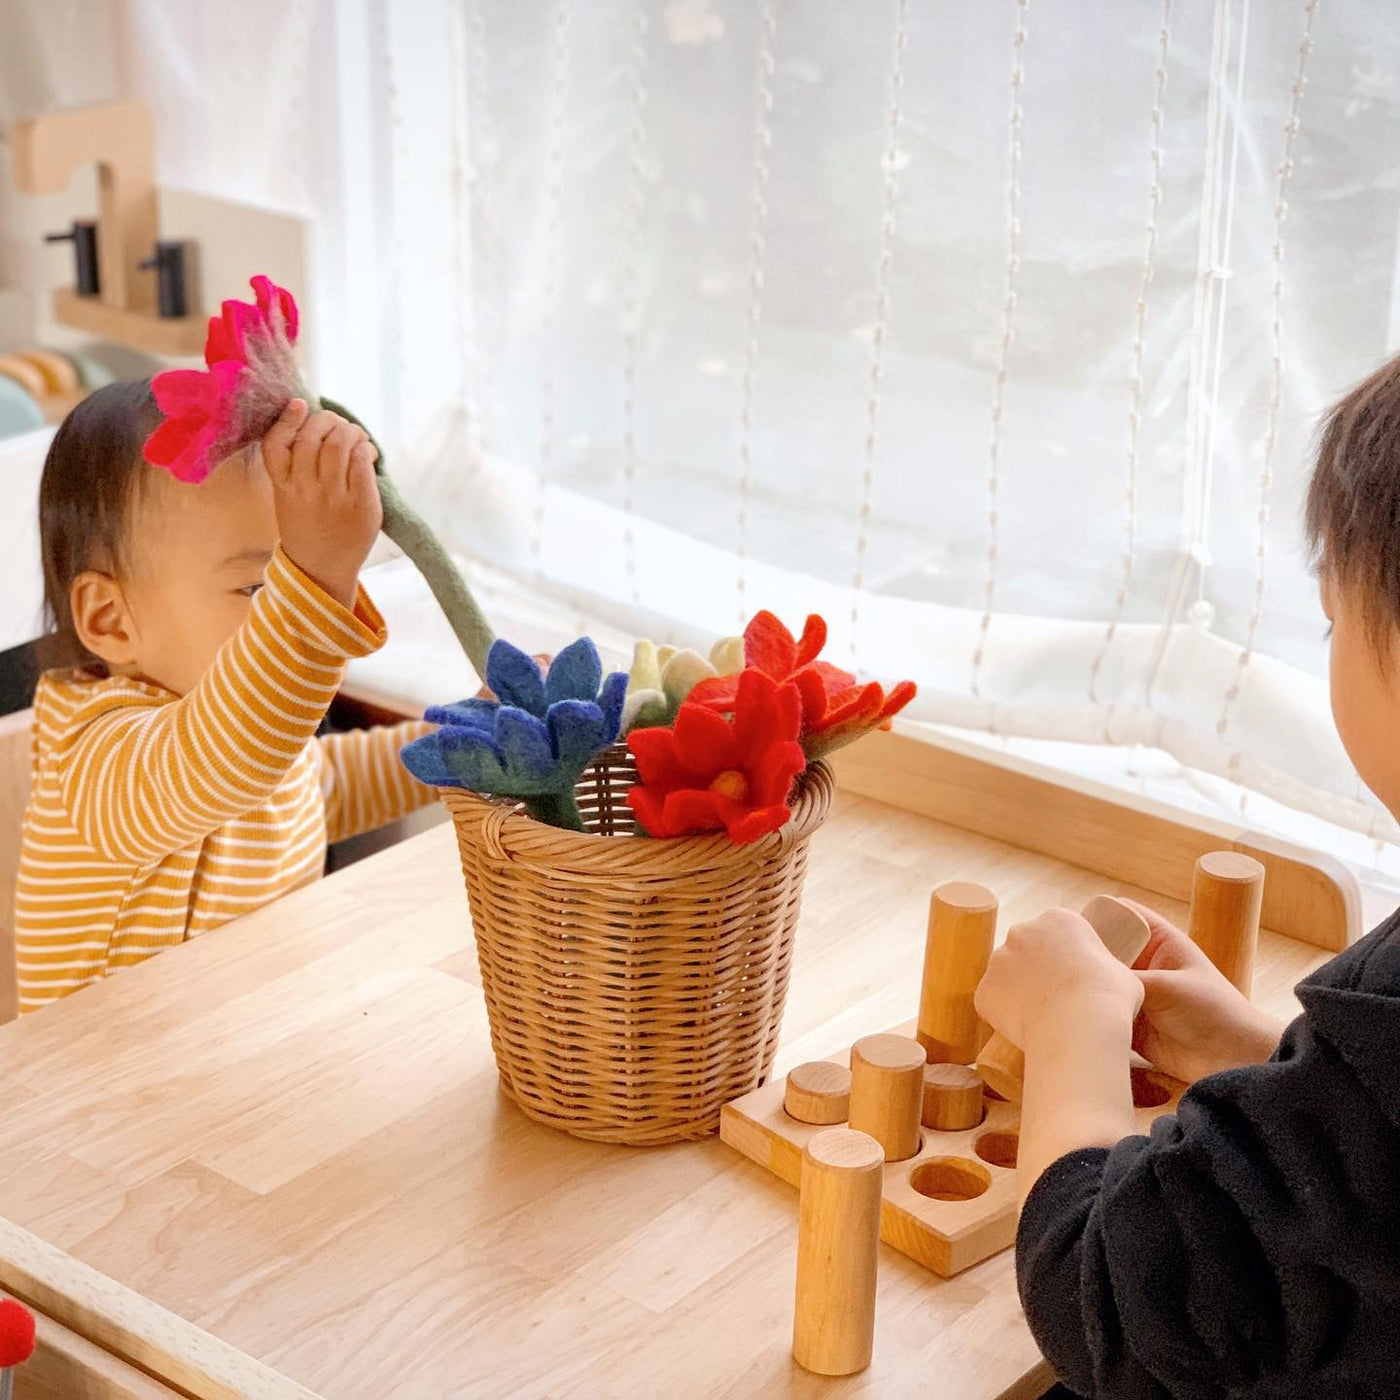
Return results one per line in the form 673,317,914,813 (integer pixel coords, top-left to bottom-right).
1329,623,1400,816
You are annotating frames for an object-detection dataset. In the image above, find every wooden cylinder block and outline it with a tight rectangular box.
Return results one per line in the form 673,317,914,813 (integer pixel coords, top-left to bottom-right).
1188,851,1265,995
792,1128,883,1377
975,896,1151,1105
848,1033,924,1162
973,1037,1025,1105
917,881,998,1064
785,1061,852,1125
921,1063,985,1131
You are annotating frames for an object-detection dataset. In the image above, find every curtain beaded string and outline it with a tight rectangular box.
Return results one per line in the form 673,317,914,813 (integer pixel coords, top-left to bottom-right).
1219,0,1320,777
848,0,910,672
734,0,781,627
1089,1,1173,727
619,0,652,606
531,0,571,578
971,0,1030,702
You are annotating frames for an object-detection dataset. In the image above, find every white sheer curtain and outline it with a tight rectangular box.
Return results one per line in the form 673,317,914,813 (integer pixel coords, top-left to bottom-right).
24,0,1400,846
374,0,1400,845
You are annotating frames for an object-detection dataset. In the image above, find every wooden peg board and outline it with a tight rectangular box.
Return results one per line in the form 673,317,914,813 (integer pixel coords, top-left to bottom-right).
721,1019,1184,1278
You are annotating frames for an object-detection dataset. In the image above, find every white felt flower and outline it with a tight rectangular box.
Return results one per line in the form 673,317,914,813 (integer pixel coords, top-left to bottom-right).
621,636,743,734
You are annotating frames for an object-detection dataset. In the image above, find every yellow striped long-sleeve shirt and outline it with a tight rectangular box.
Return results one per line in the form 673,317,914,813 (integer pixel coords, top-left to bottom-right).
15,548,432,1012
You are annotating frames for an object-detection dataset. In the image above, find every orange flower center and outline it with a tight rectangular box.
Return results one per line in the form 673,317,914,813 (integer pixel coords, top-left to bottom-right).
709,769,749,802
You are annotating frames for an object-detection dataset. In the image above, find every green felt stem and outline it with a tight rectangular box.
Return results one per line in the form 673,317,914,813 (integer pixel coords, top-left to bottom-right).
317,396,496,681
524,789,585,833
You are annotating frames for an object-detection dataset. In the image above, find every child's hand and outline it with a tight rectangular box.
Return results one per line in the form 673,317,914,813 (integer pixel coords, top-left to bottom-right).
1125,902,1283,1084
975,908,1143,1052
262,399,382,608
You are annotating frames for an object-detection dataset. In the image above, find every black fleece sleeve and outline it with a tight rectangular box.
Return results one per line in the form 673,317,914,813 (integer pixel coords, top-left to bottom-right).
1014,1013,1400,1398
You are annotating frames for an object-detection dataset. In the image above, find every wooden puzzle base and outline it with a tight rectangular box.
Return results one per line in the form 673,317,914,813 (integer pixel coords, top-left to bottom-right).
720,1019,1184,1278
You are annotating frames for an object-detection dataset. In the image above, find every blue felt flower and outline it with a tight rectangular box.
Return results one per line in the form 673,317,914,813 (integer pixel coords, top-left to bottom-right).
401,638,627,831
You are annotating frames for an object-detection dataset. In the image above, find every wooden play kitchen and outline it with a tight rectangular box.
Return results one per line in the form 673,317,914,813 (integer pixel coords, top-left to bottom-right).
11,101,206,354
0,730,1357,1397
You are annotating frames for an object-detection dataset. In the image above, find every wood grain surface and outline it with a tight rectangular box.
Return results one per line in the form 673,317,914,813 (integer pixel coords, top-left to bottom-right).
0,789,1334,1399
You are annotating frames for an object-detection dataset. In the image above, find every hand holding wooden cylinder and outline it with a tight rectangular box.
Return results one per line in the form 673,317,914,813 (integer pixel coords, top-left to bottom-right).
917,881,998,1064
792,1128,884,1377
1188,852,1264,995
975,896,1151,1103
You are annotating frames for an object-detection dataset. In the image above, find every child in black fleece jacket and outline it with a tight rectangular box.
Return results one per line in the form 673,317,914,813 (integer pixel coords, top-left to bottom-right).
975,358,1400,1399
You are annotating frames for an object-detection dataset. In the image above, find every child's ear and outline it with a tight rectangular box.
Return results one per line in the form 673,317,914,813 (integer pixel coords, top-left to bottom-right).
70,571,138,669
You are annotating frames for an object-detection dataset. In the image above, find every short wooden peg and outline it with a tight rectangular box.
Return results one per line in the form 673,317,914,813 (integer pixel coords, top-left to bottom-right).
848,1033,924,1162
921,1063,984,1131
785,1061,852,1125
1188,851,1264,995
792,1127,883,1377
917,881,998,1064
975,896,1151,1104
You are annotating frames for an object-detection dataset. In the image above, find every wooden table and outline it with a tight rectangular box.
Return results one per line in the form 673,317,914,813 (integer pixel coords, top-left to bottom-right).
0,789,1332,1399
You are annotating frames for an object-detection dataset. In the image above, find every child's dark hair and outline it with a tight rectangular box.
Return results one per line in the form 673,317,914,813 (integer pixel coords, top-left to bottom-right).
39,379,161,670
1306,355,1400,647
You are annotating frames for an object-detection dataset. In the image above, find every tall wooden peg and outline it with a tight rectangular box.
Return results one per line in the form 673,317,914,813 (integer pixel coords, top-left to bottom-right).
792,1127,883,1377
917,881,998,1064
1188,852,1265,995
848,1033,924,1162
976,896,1151,1104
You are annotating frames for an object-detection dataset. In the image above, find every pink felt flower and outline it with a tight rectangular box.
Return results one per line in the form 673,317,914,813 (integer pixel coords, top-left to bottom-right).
144,275,306,484
204,274,299,367
142,361,245,484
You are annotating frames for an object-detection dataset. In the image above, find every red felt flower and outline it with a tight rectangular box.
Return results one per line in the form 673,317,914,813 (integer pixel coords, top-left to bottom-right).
144,275,305,484
0,1297,35,1369
690,611,916,760
627,668,807,844
796,672,917,761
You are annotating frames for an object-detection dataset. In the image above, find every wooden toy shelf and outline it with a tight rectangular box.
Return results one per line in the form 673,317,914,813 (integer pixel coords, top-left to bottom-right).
48,288,205,357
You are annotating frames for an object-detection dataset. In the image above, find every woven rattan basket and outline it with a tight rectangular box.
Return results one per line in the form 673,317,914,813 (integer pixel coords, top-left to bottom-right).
439,746,834,1146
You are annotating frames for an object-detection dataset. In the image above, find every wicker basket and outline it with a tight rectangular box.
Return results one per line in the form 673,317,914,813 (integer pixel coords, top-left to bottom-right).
439,746,834,1146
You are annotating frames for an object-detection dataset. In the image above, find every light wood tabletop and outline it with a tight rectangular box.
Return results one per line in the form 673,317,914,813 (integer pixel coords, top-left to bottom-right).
0,789,1333,1399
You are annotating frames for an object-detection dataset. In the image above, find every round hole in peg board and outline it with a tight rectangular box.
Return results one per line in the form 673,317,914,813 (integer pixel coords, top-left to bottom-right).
974,1130,1019,1169
1131,1067,1174,1109
909,1156,992,1202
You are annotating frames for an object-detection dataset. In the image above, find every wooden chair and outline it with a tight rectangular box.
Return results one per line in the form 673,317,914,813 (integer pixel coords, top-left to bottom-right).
0,711,34,1025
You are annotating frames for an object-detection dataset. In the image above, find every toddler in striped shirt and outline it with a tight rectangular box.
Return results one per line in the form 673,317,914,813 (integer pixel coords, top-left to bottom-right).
15,381,434,1012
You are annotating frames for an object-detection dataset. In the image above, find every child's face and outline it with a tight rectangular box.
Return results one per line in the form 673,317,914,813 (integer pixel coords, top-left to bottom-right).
116,453,279,695
1322,570,1400,819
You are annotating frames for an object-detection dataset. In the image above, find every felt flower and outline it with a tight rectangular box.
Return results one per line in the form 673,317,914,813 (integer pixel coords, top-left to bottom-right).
0,1297,35,1370
690,610,915,760
621,636,744,734
626,668,807,844
401,637,627,832
143,275,307,485
204,273,299,365
142,360,245,484
795,672,917,760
